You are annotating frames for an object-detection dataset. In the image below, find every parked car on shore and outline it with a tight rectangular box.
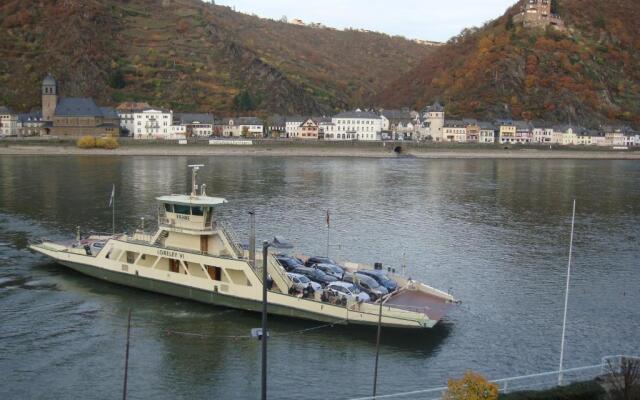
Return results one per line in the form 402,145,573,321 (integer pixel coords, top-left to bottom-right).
343,272,388,301
292,266,338,287
326,282,370,303
357,270,398,292
312,263,344,280
287,272,322,292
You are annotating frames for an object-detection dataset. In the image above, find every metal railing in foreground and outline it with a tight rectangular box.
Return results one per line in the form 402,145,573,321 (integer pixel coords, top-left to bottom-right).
345,354,639,400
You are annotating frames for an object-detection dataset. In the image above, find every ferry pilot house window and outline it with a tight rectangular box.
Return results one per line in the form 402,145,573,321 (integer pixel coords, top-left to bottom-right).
164,203,173,213
191,206,204,216
174,204,191,215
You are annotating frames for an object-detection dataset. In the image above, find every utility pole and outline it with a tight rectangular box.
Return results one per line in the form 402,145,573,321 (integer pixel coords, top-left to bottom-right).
372,275,384,398
123,309,132,400
261,241,269,400
558,199,576,386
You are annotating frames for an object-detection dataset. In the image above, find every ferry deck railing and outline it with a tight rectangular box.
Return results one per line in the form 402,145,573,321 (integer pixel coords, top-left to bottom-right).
345,354,640,400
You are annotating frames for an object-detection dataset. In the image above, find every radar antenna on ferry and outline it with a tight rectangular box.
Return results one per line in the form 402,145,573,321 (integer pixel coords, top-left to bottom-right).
188,164,205,196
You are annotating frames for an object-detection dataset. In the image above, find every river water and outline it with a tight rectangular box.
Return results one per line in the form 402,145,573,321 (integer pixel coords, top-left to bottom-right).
0,156,638,399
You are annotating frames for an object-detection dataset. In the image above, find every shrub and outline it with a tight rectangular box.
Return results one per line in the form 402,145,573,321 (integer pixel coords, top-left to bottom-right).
444,371,499,400
499,380,605,400
76,135,96,149
96,136,119,149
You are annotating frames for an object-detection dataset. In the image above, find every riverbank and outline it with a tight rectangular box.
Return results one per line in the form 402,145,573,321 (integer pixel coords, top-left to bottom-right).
2,140,640,159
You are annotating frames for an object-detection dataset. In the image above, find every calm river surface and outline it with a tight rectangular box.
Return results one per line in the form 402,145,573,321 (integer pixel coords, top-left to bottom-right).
0,156,639,399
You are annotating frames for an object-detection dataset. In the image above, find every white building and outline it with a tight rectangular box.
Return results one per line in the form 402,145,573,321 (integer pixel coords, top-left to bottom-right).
331,109,382,141
532,127,554,144
479,122,496,144
0,106,17,136
285,117,305,138
132,108,182,139
223,117,264,138
116,102,151,136
17,112,44,136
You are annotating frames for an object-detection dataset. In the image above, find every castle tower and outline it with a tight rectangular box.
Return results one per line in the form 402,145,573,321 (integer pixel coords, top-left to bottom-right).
424,102,445,141
42,74,58,122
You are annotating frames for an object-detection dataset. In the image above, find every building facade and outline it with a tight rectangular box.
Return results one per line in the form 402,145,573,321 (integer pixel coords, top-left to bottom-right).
513,0,564,29
331,110,382,141
0,106,17,136
297,118,319,140
176,113,215,137
40,75,120,137
116,102,151,136
132,109,175,139
222,117,264,138
420,102,445,141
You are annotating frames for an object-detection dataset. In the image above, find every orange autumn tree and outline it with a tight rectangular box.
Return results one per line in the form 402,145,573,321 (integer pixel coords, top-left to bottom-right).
443,371,499,400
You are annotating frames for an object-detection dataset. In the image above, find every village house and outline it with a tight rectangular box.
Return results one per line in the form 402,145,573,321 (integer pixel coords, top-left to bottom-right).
317,117,335,140
532,123,554,144
0,106,18,136
132,108,176,139
222,117,264,138
116,102,151,136
479,122,497,144
604,127,626,147
497,120,516,144
266,116,286,138
380,109,414,140
296,118,320,140
442,120,467,143
331,110,382,141
17,112,45,136
285,116,306,138
464,119,480,143
40,75,120,137
175,113,215,137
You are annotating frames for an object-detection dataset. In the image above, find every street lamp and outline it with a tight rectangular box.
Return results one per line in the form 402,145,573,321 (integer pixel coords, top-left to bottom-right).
258,236,292,400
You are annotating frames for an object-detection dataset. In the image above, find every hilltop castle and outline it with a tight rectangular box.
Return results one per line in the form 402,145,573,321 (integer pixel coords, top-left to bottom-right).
513,0,565,30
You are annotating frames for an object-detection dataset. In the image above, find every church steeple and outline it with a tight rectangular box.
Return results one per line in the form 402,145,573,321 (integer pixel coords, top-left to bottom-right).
42,74,58,122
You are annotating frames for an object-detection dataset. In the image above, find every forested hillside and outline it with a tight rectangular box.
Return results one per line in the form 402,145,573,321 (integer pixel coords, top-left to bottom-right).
0,0,435,115
377,0,640,127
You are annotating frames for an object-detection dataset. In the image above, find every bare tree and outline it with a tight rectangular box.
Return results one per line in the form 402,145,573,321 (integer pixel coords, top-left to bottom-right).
604,357,640,400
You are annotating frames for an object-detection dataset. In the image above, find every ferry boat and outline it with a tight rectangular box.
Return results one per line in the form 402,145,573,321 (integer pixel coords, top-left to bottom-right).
30,166,457,329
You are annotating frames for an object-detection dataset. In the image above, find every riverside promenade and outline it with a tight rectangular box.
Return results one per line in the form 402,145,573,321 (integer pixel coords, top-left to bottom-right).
2,138,640,159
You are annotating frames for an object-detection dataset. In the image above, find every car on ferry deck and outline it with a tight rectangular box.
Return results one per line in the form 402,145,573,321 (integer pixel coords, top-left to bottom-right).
326,282,370,303
276,255,304,272
305,256,338,267
292,266,338,287
343,272,388,301
287,272,322,292
312,263,344,280
357,270,398,292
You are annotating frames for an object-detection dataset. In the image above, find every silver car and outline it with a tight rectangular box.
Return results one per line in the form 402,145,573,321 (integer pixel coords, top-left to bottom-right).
326,282,370,303
287,272,321,292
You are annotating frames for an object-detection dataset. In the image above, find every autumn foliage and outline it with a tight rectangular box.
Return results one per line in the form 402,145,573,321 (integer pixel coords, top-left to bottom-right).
377,0,640,128
443,371,499,400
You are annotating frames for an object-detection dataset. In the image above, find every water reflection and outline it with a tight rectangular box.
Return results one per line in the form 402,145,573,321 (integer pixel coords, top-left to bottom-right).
1,156,639,400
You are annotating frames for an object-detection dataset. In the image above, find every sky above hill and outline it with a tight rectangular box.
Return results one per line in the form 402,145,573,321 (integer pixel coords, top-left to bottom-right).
211,0,516,42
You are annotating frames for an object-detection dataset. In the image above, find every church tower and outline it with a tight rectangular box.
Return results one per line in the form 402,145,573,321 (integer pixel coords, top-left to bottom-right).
42,74,58,122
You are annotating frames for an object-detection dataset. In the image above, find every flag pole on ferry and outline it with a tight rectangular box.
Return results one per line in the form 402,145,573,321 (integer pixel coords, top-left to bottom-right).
326,210,330,257
109,184,115,235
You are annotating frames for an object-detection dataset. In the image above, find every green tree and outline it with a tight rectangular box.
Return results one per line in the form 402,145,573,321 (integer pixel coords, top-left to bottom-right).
233,90,255,112
108,68,126,89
